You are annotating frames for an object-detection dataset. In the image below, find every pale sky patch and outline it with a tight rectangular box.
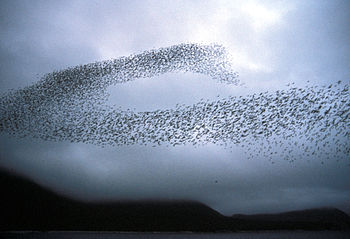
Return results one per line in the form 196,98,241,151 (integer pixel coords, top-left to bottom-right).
241,1,284,32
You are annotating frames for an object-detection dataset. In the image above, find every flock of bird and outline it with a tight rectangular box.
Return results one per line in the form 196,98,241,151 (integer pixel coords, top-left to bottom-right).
0,43,349,163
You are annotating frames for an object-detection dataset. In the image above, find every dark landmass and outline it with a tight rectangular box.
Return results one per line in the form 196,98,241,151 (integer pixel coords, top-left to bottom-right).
1,169,349,232
231,208,350,231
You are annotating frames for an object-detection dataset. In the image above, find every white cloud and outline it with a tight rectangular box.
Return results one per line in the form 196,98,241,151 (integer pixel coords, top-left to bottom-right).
241,2,282,32
229,49,272,72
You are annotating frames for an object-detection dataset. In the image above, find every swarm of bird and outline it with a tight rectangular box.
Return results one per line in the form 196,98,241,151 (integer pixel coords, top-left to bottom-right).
0,43,349,163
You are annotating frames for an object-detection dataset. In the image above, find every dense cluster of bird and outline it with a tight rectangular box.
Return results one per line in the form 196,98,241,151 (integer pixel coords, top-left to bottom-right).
0,43,349,163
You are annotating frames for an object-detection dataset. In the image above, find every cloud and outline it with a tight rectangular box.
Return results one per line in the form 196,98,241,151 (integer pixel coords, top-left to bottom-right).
0,0,349,215
241,2,282,32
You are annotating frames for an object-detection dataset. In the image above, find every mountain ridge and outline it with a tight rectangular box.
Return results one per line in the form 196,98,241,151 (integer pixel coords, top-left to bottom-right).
1,169,349,232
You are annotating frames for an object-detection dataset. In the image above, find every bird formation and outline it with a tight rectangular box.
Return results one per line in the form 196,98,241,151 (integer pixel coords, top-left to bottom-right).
0,43,349,163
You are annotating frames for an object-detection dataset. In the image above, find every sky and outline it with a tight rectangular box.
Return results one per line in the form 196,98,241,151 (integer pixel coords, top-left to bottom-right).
0,0,350,215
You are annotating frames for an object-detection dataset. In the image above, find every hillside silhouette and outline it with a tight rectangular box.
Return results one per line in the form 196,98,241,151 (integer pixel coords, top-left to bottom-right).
1,169,349,232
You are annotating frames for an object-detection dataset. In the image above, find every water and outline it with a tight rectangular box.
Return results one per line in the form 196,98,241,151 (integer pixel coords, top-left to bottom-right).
2,231,350,239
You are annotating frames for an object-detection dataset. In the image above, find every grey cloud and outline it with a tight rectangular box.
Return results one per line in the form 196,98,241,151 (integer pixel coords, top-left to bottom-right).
0,0,349,215
2,133,349,215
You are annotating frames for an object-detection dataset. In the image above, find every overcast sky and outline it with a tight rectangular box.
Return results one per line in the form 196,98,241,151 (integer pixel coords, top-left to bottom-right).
0,0,349,215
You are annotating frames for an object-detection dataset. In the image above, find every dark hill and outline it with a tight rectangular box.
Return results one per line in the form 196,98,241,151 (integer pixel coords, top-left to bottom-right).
0,169,228,231
1,169,349,231
231,208,350,231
